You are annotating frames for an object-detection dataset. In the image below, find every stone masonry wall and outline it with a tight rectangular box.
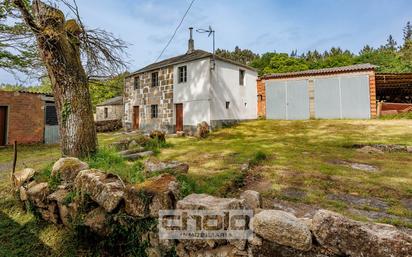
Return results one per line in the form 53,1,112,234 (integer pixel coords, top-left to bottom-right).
0,91,45,144
124,67,174,133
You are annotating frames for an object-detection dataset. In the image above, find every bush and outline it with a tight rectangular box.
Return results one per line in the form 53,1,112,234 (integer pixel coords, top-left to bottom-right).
249,151,268,167
149,130,166,143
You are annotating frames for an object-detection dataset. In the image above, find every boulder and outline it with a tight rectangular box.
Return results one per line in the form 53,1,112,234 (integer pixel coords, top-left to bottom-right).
144,157,189,175
177,194,245,210
26,182,50,208
150,130,166,143
195,121,209,138
407,146,412,153
19,186,28,201
177,243,238,257
312,209,412,257
124,174,180,217
176,131,185,137
123,151,154,161
252,210,312,251
84,207,110,236
74,169,125,212
357,146,384,154
13,168,36,188
51,157,89,183
110,139,130,151
39,202,59,224
240,190,261,209
118,147,145,156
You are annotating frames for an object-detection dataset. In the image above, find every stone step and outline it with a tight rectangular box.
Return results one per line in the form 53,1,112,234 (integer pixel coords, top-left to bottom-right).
123,151,154,161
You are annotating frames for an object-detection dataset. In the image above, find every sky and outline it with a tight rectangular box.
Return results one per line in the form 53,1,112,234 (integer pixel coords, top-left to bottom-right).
1,0,411,85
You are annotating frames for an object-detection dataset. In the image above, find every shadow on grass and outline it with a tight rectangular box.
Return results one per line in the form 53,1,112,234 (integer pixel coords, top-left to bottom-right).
0,211,53,257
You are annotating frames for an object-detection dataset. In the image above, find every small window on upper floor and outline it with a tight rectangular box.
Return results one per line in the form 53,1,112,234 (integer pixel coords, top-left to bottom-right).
151,104,158,118
104,107,108,118
134,76,140,90
178,66,187,83
226,101,230,109
151,72,159,87
239,69,245,86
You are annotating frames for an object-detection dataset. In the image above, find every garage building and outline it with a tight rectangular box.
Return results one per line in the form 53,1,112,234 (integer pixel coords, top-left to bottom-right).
257,64,377,120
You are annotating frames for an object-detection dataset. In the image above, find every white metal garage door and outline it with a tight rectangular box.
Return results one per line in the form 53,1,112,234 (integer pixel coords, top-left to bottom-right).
314,75,370,119
266,80,310,120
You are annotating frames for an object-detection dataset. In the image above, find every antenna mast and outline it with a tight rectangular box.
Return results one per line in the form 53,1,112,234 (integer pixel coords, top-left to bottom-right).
197,26,215,69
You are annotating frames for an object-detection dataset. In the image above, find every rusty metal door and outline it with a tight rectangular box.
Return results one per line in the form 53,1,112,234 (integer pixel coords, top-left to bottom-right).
133,106,139,129
175,103,183,132
0,106,7,145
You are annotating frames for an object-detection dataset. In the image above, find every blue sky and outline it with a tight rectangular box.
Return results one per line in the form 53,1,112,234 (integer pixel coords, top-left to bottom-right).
1,0,411,84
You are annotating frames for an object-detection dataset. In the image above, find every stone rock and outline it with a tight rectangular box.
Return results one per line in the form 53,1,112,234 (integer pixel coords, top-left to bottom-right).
47,188,69,203
19,186,28,201
407,146,412,153
195,121,209,138
39,202,59,224
146,247,161,257
124,174,180,217
123,151,154,161
51,157,89,183
75,169,125,212
110,139,130,151
118,147,145,156
150,130,166,143
59,201,79,226
357,146,384,154
240,163,249,172
84,207,109,236
240,190,261,209
248,234,263,246
252,210,312,251
312,209,412,257
26,182,49,208
13,168,36,188
144,157,189,175
177,194,245,210
176,131,185,137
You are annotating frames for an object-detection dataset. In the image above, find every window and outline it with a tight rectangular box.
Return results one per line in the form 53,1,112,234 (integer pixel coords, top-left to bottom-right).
104,107,108,118
151,105,158,118
239,69,245,86
178,66,187,83
45,105,58,125
225,101,230,109
134,76,140,90
151,72,159,87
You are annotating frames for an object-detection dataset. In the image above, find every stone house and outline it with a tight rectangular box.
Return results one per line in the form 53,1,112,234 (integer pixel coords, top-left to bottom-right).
0,90,59,145
123,28,258,133
96,96,123,121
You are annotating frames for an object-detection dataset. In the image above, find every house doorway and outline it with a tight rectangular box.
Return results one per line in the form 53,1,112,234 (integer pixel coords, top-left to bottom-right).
133,106,139,130
0,106,8,146
175,103,183,132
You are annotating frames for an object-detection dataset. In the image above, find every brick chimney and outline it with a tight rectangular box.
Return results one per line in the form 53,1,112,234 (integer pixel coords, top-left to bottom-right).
187,27,194,54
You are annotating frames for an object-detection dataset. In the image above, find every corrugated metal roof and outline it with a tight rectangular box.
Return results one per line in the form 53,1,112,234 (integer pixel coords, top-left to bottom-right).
97,96,123,106
127,49,256,77
261,63,377,80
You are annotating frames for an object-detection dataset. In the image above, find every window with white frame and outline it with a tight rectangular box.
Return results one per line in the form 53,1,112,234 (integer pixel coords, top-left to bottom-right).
178,66,187,83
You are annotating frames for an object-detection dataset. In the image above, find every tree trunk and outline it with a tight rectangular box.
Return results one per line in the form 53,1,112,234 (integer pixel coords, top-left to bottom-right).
27,1,97,157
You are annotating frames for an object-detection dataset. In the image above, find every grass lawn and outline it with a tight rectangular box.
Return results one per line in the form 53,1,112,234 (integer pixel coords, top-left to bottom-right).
0,119,411,256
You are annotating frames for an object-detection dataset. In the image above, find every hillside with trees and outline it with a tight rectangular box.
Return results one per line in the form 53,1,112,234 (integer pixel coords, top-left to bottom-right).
217,22,412,75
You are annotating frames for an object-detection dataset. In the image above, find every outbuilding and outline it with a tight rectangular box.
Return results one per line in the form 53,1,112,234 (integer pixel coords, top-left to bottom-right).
0,90,59,146
96,96,123,122
258,64,377,119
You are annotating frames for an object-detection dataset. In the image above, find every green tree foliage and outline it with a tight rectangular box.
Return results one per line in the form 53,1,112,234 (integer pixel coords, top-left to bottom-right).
89,73,127,109
219,22,412,76
215,46,259,65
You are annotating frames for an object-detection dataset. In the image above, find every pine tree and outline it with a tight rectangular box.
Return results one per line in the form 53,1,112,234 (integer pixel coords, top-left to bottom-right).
403,21,412,42
385,35,397,51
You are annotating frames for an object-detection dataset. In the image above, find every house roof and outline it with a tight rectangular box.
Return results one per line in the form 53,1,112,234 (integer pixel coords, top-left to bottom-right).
260,63,377,80
127,49,256,77
0,90,53,97
97,96,123,106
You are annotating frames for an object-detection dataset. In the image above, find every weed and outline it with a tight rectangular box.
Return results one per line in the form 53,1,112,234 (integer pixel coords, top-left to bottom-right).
48,173,61,191
249,150,268,167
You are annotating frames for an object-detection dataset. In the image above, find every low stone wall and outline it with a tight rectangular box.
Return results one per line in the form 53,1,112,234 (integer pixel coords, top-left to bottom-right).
13,158,412,257
95,119,122,132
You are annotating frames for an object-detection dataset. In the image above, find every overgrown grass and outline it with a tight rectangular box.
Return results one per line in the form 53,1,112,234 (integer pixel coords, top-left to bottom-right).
379,112,412,120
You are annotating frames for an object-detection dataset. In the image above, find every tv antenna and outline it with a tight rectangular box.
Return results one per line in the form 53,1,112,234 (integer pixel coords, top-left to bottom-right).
197,26,216,69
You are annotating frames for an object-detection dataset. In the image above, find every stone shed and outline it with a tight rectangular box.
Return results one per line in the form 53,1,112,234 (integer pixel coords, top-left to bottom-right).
0,90,59,146
95,96,123,122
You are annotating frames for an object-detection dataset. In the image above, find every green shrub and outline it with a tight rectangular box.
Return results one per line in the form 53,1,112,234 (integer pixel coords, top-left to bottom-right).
176,175,198,197
249,150,268,166
379,112,412,120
